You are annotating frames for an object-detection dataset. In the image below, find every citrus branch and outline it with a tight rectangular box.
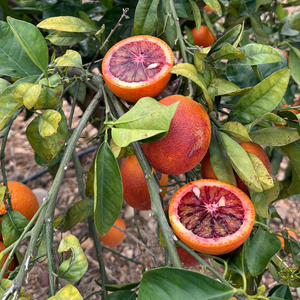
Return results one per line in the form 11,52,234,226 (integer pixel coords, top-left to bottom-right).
104,88,182,269
1,80,104,299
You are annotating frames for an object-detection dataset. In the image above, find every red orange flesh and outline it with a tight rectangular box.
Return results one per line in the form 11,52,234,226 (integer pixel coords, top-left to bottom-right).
102,35,174,102
169,179,255,255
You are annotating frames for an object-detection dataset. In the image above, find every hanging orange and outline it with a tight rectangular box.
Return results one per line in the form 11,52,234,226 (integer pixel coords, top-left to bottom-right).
192,26,215,48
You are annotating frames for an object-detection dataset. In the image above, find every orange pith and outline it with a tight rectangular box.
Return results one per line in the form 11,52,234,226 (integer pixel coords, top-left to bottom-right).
142,95,211,175
0,181,39,221
201,141,271,195
102,35,174,103
99,217,126,247
192,26,215,48
169,179,255,255
0,241,18,278
121,155,168,210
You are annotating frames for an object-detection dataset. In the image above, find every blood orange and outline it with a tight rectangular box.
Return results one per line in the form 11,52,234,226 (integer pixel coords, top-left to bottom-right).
169,179,255,255
102,35,174,103
142,95,211,175
98,217,126,247
191,26,215,48
120,155,168,210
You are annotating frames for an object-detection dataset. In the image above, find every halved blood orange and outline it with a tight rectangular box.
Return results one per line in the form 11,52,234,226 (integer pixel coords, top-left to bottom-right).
102,35,174,103
169,179,255,255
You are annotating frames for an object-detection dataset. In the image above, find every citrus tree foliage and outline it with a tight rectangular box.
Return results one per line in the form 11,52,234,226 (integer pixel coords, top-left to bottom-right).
0,0,299,299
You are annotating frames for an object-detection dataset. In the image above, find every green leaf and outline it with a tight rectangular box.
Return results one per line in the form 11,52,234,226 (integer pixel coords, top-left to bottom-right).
47,284,83,300
203,0,222,16
245,227,282,276
39,110,62,138
55,50,83,69
110,97,179,148
208,78,242,97
63,199,94,232
14,83,42,109
208,126,237,186
244,113,287,131
249,14,269,45
248,152,273,190
211,44,245,61
0,21,41,78
133,0,159,35
249,127,300,146
103,282,140,292
37,74,63,110
281,140,300,195
228,67,290,124
2,211,30,247
250,180,280,219
268,284,294,300
26,110,67,163
228,44,282,66
220,132,262,192
170,63,213,112
7,17,49,78
289,44,300,86
46,31,88,46
0,76,39,130
0,186,6,207
58,235,88,283
0,79,11,94
108,291,136,300
94,141,123,236
210,24,242,54
37,16,96,33
189,0,201,31
138,267,234,300
220,122,251,141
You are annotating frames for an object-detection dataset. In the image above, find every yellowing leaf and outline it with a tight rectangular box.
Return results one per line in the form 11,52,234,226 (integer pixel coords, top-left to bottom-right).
47,284,83,300
39,110,62,138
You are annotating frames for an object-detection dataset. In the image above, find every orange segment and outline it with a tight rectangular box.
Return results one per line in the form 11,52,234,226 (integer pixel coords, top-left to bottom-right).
169,179,255,255
102,35,174,102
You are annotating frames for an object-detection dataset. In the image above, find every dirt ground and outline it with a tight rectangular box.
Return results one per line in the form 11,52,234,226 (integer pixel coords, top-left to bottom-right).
1,98,299,299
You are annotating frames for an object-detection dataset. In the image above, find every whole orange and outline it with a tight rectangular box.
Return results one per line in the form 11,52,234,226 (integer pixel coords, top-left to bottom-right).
201,141,271,195
176,246,200,267
142,95,211,175
0,241,18,278
192,26,215,48
121,155,168,210
0,181,39,221
102,35,174,102
204,5,213,13
169,179,255,255
278,227,297,250
99,217,126,247
274,100,300,127
277,48,289,63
